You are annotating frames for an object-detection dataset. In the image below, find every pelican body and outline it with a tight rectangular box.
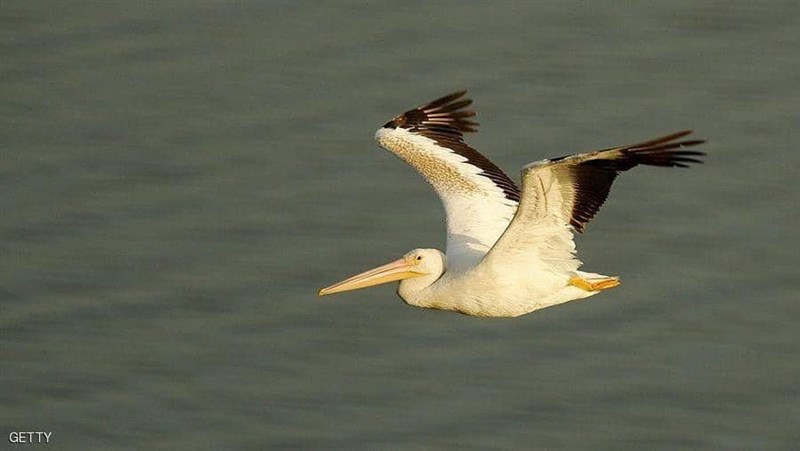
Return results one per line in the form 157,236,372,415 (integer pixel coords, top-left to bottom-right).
320,91,705,317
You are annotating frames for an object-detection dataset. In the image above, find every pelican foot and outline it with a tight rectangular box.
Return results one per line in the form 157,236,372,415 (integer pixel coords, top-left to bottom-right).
569,276,621,292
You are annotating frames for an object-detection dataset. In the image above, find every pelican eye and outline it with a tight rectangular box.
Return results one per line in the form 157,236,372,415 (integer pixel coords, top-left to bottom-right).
416,255,423,261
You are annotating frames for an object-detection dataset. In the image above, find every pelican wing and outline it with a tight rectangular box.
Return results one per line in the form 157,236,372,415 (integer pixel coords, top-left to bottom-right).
480,131,705,271
375,91,521,268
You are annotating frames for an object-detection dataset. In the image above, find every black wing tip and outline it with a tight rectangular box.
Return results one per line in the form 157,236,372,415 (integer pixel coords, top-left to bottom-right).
421,90,474,115
383,90,480,138
624,131,707,168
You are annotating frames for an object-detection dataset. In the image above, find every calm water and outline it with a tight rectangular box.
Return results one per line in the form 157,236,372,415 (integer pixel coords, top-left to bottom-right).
1,2,798,450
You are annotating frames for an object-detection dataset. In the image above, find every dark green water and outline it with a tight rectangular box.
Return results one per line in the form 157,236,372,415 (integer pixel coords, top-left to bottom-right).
1,2,798,450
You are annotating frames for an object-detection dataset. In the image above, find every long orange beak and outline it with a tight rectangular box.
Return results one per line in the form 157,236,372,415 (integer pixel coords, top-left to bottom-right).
319,257,425,296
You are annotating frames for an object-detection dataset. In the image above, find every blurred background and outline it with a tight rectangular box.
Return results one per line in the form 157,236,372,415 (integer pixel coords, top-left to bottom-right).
1,1,797,450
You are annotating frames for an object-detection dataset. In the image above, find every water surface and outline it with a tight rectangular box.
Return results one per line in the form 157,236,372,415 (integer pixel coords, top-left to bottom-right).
1,2,798,450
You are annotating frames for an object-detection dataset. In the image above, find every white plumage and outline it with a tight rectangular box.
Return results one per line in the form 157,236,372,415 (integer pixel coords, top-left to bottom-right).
320,91,705,317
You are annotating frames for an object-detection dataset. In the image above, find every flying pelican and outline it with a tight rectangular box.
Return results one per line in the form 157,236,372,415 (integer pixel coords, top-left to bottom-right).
319,91,705,317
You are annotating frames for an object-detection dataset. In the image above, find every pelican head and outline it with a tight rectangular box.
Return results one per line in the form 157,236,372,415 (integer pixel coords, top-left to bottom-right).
319,248,446,297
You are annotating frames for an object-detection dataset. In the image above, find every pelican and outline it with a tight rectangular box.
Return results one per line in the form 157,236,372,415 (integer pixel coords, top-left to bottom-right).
319,91,705,317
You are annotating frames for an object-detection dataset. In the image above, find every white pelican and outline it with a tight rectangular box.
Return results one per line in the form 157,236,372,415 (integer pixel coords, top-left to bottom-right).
319,91,705,317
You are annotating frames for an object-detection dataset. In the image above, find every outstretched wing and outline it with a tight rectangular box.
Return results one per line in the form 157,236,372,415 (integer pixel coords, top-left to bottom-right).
375,91,521,269
480,131,705,272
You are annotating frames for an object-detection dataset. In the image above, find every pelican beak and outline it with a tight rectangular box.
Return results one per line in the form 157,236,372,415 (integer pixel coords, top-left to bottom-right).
319,257,425,296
